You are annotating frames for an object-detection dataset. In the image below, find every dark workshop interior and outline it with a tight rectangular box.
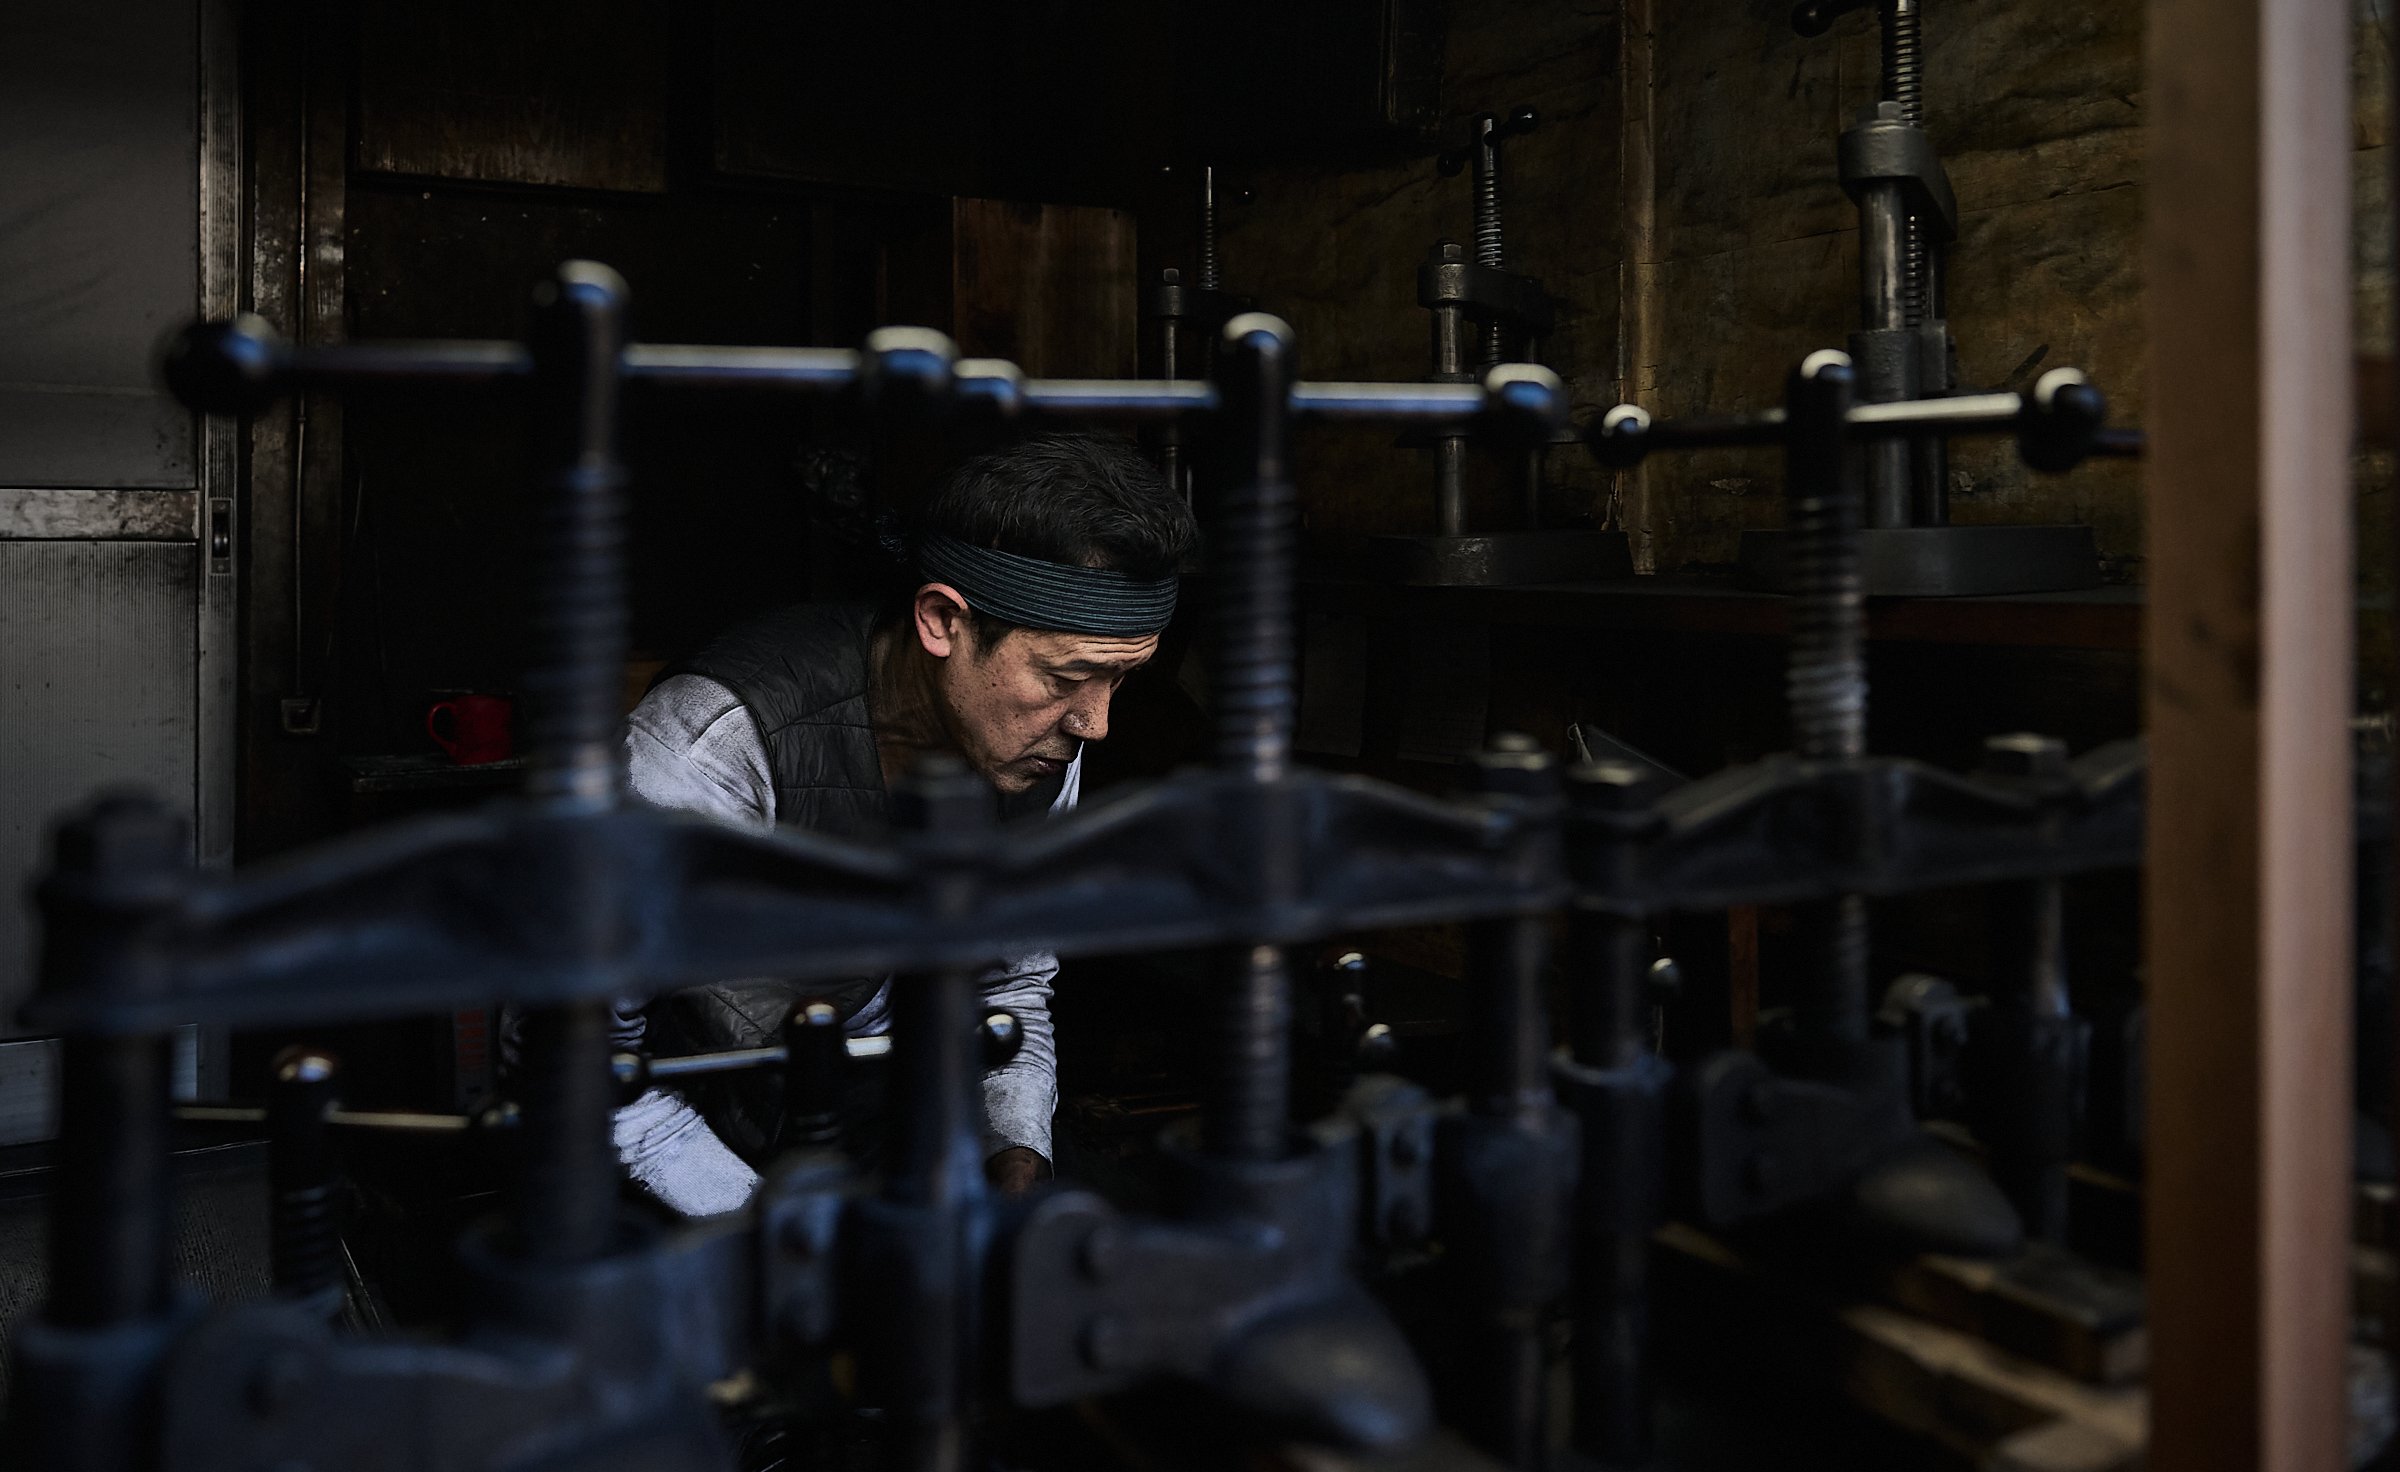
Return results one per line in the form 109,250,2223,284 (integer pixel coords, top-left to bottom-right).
0,0,2387,1468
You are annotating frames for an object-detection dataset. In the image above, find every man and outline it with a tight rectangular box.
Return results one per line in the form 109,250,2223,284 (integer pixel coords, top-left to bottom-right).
611,434,1197,1216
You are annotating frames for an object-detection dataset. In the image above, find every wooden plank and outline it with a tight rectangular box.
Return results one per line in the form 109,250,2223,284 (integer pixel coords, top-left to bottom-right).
1654,1224,2148,1470
2143,0,2356,1468
946,199,1137,380
353,0,670,192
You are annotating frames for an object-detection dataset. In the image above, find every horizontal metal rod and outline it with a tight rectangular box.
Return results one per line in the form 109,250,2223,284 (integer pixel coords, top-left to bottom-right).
1005,379,1220,419
1591,380,2144,461
621,343,858,387
1846,390,2025,431
616,1034,893,1087
289,341,531,384
263,337,1505,425
1289,382,1486,419
177,1105,481,1133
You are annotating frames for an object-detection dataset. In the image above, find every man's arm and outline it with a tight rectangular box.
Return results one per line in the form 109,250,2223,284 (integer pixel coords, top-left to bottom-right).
978,950,1059,1184
614,674,777,1214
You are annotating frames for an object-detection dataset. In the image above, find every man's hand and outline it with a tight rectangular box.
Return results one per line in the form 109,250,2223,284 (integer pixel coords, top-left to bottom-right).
985,1146,1049,1194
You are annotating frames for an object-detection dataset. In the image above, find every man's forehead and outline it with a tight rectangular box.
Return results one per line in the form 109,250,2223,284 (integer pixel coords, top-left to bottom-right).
1020,629,1160,666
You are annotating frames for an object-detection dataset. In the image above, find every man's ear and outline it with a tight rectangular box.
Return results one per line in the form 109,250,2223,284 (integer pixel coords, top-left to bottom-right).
912,583,973,659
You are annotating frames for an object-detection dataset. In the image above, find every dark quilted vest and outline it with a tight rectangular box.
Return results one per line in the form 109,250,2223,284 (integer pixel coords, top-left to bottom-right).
648,602,1059,1162
665,602,890,841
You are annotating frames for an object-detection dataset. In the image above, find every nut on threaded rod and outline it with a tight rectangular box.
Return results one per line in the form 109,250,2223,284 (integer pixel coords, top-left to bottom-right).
1441,108,1538,366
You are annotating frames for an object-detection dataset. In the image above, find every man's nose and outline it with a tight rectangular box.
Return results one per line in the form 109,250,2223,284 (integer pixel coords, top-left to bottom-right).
1063,683,1112,743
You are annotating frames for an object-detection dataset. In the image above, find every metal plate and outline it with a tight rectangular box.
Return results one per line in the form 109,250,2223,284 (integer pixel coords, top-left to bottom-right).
0,542,200,1030
0,0,199,487
1737,525,2104,597
1326,530,1637,587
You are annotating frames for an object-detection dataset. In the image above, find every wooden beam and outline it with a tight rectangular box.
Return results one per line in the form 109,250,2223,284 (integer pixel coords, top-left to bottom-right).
2143,0,2354,1466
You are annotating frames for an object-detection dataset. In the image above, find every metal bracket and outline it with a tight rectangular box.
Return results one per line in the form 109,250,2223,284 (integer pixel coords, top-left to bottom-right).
1838,114,1959,241
1416,257,1556,337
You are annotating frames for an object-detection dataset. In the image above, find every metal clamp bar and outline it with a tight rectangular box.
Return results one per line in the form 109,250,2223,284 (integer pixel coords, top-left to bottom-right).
1587,368,2129,471
162,315,1570,434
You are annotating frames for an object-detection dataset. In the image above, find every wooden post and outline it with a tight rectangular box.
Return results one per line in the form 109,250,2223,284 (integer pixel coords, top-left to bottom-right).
2143,0,2354,1466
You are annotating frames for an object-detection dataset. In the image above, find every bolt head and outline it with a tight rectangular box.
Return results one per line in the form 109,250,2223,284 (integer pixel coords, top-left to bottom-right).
1981,732,2069,780
1467,733,1557,798
1568,759,1657,813
273,1047,338,1088
1435,239,1466,262
1160,267,1182,284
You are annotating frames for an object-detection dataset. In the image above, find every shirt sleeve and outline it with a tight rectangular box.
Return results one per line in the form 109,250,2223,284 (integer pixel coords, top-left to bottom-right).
974,752,1080,1164
613,675,776,1214
626,674,776,828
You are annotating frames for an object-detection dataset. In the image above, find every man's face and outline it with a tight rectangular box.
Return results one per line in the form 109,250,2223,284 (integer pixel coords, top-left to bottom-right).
918,591,1159,794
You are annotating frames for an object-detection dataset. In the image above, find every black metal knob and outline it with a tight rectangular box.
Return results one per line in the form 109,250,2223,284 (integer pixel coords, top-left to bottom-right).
2017,368,2108,474
1979,732,2071,782
160,314,291,415
858,326,959,420
1481,364,1569,449
981,1011,1023,1070
780,998,847,1152
1586,404,1653,471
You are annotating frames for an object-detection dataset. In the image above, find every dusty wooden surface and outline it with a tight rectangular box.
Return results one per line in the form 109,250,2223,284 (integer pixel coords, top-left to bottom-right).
1222,0,2391,592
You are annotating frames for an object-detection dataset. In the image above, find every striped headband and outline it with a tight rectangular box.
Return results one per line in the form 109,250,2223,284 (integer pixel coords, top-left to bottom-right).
916,534,1179,636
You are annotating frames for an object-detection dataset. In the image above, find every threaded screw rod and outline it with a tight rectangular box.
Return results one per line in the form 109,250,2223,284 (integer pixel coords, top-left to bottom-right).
1783,353,1872,1041
1204,316,1301,1160
1882,0,1930,329
39,796,189,1332
1471,115,1510,367
1198,165,1221,294
51,1036,175,1327
269,1047,343,1307
524,261,631,813
510,263,634,1265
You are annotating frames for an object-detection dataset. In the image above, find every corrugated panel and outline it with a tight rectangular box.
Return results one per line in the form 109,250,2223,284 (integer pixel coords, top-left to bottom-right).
0,1,199,487
0,541,198,1030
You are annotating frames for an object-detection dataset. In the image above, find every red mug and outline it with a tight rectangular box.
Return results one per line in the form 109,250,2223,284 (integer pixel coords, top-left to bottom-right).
427,694,514,765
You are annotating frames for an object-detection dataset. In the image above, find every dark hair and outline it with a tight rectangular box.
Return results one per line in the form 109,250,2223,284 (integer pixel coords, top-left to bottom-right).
911,434,1197,646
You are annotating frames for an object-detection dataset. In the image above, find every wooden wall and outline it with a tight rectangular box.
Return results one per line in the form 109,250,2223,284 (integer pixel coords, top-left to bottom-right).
1222,0,2392,589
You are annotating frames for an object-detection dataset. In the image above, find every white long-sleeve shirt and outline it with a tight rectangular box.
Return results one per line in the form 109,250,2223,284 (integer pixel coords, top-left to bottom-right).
613,672,1070,1215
